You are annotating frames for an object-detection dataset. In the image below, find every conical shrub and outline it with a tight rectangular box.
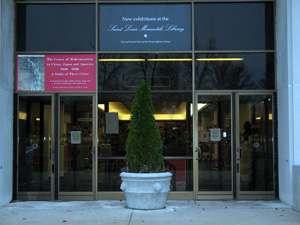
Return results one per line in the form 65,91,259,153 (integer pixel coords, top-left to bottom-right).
125,80,164,173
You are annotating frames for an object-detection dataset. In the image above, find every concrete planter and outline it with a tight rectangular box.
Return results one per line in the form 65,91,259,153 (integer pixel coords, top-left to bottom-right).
120,172,172,210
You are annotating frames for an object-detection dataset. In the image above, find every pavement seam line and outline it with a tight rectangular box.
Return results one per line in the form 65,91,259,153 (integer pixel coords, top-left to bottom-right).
128,209,134,225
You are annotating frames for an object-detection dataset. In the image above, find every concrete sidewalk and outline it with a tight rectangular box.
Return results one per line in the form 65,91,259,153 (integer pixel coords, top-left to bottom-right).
0,200,299,225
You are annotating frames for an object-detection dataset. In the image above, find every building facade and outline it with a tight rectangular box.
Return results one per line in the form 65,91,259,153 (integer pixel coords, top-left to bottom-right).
0,0,299,211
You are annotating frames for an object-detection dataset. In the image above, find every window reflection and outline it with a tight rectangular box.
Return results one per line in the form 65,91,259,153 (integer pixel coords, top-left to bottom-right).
195,53,274,90
98,54,192,91
98,94,192,157
194,3,274,50
17,4,95,51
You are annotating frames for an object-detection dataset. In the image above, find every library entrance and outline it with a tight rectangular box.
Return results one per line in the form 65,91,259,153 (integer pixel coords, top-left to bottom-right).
17,94,95,200
195,92,275,199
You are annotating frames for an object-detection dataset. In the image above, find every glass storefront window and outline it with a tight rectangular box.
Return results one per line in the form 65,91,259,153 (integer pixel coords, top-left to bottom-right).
16,4,95,51
98,91,193,191
194,3,274,50
98,93,192,157
98,54,192,91
195,53,274,90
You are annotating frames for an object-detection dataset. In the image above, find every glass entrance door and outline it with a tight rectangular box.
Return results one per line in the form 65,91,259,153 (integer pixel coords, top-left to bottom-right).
237,94,274,199
195,93,275,199
17,96,53,200
59,96,94,199
196,94,232,198
17,95,95,200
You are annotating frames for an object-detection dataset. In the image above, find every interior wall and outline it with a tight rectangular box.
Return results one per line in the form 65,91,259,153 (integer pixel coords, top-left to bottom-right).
0,0,14,206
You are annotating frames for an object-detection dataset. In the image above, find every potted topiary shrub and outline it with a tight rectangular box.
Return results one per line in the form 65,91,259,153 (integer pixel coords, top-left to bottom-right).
120,79,172,210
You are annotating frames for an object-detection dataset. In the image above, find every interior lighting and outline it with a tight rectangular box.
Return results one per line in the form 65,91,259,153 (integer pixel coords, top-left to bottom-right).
198,103,208,111
190,103,208,116
98,104,105,111
196,58,244,61
154,114,186,121
98,59,145,62
256,117,262,120
19,112,27,120
147,58,192,61
115,113,187,121
269,114,273,120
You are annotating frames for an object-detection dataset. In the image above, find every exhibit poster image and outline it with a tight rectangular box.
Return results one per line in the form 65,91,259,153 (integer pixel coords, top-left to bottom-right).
17,55,45,91
16,54,96,92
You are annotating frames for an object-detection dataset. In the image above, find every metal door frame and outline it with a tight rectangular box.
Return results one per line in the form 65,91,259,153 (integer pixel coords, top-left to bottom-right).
16,93,97,201
57,93,96,201
16,93,55,201
194,91,233,200
194,91,276,200
235,92,276,200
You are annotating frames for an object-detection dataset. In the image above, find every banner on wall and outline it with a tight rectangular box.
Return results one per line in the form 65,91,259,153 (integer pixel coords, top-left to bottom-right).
16,54,96,92
99,4,191,51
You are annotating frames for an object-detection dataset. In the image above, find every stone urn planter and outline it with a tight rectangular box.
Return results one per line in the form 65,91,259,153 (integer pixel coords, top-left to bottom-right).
121,80,172,209
120,172,172,210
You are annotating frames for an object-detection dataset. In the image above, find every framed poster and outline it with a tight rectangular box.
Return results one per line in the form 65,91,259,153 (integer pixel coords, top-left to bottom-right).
99,4,191,51
16,54,96,92
71,131,81,144
210,128,221,142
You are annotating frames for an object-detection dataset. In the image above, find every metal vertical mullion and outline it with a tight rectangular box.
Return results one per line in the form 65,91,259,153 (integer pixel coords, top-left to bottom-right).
54,94,59,200
235,93,241,199
232,93,237,199
94,0,99,199
191,1,198,200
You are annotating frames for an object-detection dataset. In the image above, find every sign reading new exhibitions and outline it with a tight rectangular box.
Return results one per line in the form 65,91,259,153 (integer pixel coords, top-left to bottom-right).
16,54,96,92
99,4,191,51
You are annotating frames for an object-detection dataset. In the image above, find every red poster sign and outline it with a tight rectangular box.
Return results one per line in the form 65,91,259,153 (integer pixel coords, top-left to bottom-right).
17,54,96,92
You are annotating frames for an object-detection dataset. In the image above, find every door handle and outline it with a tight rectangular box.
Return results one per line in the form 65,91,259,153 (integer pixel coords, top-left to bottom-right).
195,146,202,161
92,147,96,162
237,147,242,160
51,147,55,173
51,147,55,162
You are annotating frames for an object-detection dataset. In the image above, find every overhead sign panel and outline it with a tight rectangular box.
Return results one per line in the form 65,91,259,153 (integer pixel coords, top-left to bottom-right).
99,4,191,51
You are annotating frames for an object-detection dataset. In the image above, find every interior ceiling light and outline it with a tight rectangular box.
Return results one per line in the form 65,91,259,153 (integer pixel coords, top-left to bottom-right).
98,59,145,62
98,104,105,111
190,103,208,116
19,112,27,120
196,58,244,61
147,58,192,61
117,114,187,121
269,114,273,120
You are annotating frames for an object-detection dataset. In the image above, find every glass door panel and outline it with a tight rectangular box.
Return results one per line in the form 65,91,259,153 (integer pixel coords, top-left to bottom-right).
197,95,232,192
59,96,93,192
238,95,274,192
18,96,52,192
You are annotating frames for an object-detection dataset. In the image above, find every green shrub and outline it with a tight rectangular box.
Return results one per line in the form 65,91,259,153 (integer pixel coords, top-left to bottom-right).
125,80,164,173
